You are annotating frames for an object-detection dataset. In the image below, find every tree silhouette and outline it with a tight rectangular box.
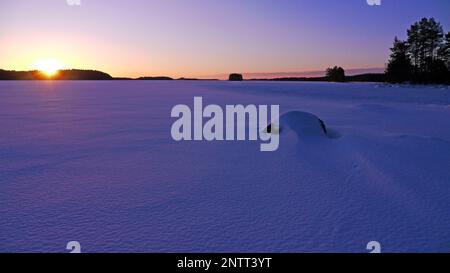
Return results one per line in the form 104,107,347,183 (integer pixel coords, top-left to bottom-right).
386,37,413,83
407,18,444,71
0,69,113,80
388,17,449,84
438,31,450,69
326,66,345,82
229,73,243,81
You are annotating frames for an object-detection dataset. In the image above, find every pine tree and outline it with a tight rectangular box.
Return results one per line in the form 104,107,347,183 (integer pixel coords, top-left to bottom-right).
386,37,413,83
438,32,450,69
407,18,444,73
407,22,421,68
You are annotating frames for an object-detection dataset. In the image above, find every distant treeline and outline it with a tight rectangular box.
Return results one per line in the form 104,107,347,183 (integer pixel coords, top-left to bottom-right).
0,68,386,83
137,76,174,80
133,77,219,81
0,69,113,80
0,69,221,81
248,73,385,82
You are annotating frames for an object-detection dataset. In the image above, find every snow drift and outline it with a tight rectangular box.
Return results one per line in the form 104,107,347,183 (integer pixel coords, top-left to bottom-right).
267,111,331,140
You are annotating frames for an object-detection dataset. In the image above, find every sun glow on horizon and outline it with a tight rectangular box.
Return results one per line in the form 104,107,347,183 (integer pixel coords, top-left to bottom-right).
34,59,63,77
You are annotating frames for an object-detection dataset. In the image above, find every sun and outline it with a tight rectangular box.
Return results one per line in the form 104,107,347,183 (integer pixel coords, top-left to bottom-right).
34,59,62,77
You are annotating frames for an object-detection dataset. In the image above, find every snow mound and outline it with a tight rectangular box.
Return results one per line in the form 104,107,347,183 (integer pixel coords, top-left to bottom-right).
267,111,336,140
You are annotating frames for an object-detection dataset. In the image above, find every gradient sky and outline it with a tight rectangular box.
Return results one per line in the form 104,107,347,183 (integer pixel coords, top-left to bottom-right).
1,0,449,78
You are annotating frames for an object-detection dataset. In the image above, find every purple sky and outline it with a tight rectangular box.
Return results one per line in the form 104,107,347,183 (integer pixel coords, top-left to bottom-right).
1,0,449,78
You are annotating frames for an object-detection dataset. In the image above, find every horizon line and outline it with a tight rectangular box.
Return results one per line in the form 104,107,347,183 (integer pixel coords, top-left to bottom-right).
1,67,386,80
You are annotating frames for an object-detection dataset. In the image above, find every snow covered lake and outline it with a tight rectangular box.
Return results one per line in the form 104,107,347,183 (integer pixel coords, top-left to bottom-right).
0,81,449,253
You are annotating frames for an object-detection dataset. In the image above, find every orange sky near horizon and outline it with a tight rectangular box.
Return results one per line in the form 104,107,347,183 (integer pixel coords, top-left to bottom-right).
0,31,386,79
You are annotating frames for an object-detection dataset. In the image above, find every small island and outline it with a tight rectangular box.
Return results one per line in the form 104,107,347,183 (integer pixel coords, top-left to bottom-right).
228,73,244,81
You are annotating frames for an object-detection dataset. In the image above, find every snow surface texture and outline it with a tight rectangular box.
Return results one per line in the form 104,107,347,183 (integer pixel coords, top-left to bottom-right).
0,81,449,253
